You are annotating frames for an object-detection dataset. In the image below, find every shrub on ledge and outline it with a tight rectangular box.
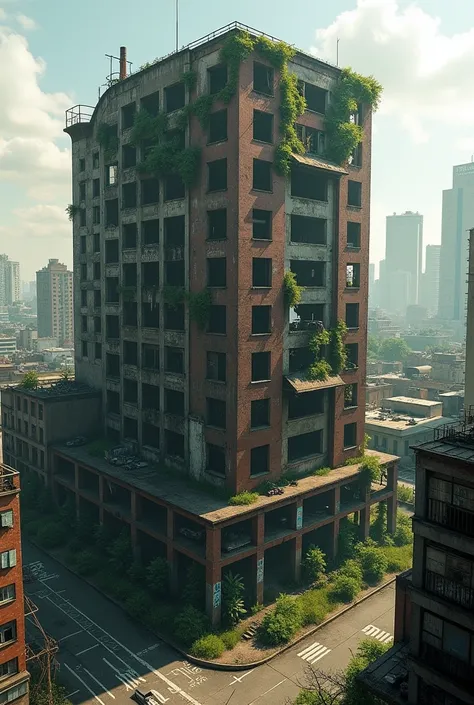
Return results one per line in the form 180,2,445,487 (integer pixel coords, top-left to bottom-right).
229,491,259,506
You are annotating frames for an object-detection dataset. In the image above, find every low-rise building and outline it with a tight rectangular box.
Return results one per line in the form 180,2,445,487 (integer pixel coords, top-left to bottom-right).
0,338,16,359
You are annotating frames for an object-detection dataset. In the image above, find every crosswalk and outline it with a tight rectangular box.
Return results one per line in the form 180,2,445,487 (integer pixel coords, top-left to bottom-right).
362,624,394,643
297,641,332,664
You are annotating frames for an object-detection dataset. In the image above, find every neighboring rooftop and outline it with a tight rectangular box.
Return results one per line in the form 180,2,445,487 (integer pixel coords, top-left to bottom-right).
7,379,99,399
415,421,474,464
365,410,448,432
385,396,440,408
358,641,409,705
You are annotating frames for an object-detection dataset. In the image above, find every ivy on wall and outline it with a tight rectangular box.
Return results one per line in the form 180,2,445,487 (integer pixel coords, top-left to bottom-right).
307,320,348,381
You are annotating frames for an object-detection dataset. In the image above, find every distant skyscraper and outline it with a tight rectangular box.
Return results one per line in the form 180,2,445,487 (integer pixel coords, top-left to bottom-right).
385,211,423,309
0,255,20,306
419,244,441,314
36,259,73,346
438,162,474,323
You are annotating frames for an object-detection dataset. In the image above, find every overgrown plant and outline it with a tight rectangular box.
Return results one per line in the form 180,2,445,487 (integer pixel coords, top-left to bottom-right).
222,572,247,626
188,289,212,329
97,123,119,161
66,204,79,221
162,285,185,309
283,271,303,307
327,320,347,373
181,69,197,91
20,370,39,390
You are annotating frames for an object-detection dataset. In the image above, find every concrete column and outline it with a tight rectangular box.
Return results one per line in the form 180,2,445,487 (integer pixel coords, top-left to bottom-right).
415,464,426,517
359,506,370,540
253,551,264,605
387,493,397,534
409,603,422,657
330,518,339,560
130,492,138,559
292,535,303,583
330,486,341,515
407,671,418,705
387,462,398,491
252,512,265,546
205,527,222,627
166,507,174,540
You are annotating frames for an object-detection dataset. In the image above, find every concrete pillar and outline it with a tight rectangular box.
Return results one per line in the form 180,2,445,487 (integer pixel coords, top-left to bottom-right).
130,492,138,559
415,464,426,517
253,551,264,605
387,462,397,491
292,535,303,583
407,671,418,705
205,527,222,627
330,486,341,515
387,493,397,534
359,506,370,540
409,603,422,657
252,512,265,546
166,507,174,540
330,518,339,560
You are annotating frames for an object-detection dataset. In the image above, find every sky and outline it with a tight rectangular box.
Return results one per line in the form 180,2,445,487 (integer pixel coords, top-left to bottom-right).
1,0,474,280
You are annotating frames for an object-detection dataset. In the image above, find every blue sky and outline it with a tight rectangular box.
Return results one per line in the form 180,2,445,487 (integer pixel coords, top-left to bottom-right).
1,0,474,279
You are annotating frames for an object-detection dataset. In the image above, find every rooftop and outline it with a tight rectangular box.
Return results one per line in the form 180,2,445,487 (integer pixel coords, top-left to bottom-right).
386,396,441,407
358,641,409,705
365,410,448,432
415,420,474,464
7,379,99,400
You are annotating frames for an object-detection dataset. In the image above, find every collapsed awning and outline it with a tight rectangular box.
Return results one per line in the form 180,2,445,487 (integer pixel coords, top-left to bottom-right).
285,373,345,394
291,153,349,176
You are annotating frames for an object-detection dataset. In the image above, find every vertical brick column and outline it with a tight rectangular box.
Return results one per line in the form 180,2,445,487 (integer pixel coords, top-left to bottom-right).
205,527,222,626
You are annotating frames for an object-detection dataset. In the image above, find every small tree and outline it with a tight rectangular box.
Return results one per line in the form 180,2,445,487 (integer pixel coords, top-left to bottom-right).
302,546,327,583
182,561,206,608
222,571,246,626
355,541,388,584
371,501,387,544
146,557,169,596
107,531,133,573
20,371,39,390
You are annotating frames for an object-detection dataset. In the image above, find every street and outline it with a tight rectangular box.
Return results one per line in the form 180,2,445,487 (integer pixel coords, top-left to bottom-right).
23,542,395,705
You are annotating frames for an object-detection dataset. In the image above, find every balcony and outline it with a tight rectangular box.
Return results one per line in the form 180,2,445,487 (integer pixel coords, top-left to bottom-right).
425,569,474,610
65,105,94,127
428,498,474,538
421,642,474,687
0,465,19,494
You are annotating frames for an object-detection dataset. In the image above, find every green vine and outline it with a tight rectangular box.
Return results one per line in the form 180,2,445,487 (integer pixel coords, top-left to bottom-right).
181,70,197,92
306,321,347,381
275,65,306,175
66,204,79,221
130,110,168,144
327,320,348,374
283,271,303,307
325,68,382,165
162,285,185,309
188,289,212,329
97,123,119,162
191,95,214,128
358,456,381,488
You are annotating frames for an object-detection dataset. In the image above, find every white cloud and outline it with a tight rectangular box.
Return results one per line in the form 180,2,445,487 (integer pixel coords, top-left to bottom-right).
13,204,70,238
16,14,38,31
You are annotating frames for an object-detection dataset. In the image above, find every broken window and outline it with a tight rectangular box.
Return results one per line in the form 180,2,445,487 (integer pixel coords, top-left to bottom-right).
251,399,270,429
164,303,184,331
347,222,361,248
291,166,328,201
252,352,270,382
92,179,100,198
208,158,227,192
81,288,87,307
79,158,85,172
165,174,185,200
122,263,137,287
253,62,274,95
303,83,327,114
290,260,325,287
95,342,102,360
292,304,325,330
142,302,159,328
253,110,273,143
252,209,272,240
252,305,271,334
209,64,227,95
142,422,159,448
345,302,359,329
121,102,136,130
94,316,101,334
207,444,226,476
289,390,324,419
346,263,361,288
105,164,118,186
80,208,87,227
124,379,138,404
141,91,160,116
208,209,227,240
81,340,88,358
142,344,160,371
124,417,138,441
250,444,269,476
209,109,227,144
206,351,226,382
123,302,138,326
253,159,272,191
122,182,137,209
79,182,86,201
142,383,160,410
107,390,120,414
348,180,362,207
93,152,100,169
344,383,358,409
207,258,227,287
296,125,325,155
105,199,118,226
165,261,184,286
346,343,359,369
289,346,313,374
122,145,136,169
165,389,185,416
81,315,87,334
106,316,120,339
124,341,138,365
344,422,357,449
142,261,159,287
165,347,184,374
94,289,101,307
207,397,226,429
252,258,272,287
143,219,160,245
93,233,101,252
165,82,185,113
165,430,184,458
290,214,326,245
92,206,101,225
208,305,226,334
141,178,159,205
164,215,185,248
93,262,101,280
123,223,137,249
105,239,119,263
288,430,322,462
106,353,120,378
350,142,362,167
80,236,86,255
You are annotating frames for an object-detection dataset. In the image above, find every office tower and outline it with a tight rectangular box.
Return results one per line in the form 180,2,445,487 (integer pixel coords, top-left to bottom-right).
36,259,73,346
0,256,20,307
385,212,423,309
419,244,441,314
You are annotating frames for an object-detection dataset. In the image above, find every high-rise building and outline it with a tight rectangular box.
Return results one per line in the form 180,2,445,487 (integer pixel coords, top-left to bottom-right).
384,212,423,309
438,162,474,324
36,259,73,347
0,256,20,307
419,244,441,314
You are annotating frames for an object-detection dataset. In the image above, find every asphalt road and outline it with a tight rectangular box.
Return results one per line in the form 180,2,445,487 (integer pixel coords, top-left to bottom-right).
23,542,395,705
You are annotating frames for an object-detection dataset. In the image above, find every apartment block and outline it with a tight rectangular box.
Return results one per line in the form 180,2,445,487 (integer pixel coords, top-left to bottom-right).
36,260,74,347
0,257,20,308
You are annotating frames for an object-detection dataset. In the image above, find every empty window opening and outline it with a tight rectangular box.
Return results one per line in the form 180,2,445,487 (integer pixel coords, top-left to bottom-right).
142,383,160,410
252,209,272,240
165,347,184,374
105,239,119,263
303,83,327,114
93,232,101,252
208,159,227,191
142,344,160,371
296,125,325,155
106,164,118,186
208,305,226,334
288,430,322,462
164,303,184,330
251,398,270,429
94,316,101,333
252,305,271,334
252,258,272,287
206,351,226,382
290,260,325,287
207,397,226,429
124,379,138,404
0,622,16,645
164,215,185,249
165,389,185,416
123,223,137,249
250,444,269,476
291,304,325,331
122,263,137,287
289,346,314,374
123,302,138,326
165,82,185,113
122,102,136,130
346,263,360,288
141,178,159,205
253,110,273,143
106,353,120,378
142,261,159,287
80,263,87,282
165,174,185,200
94,289,101,307
95,342,102,360
142,302,160,328
165,260,184,286
107,390,120,414
208,209,227,240
122,145,136,169
81,289,87,306
347,222,361,248
79,182,86,201
143,219,159,245
106,316,120,339
165,430,184,458
93,262,101,280
289,390,324,419
79,158,85,172
252,351,270,381
141,91,160,116
291,167,328,201
344,422,357,449
80,208,87,227
350,142,362,167
346,343,359,369
253,62,274,95
348,180,362,207
92,206,100,225
124,341,138,365
105,199,119,226
207,444,225,476
124,416,138,441
80,236,86,255
207,258,226,287
209,110,227,144
290,214,326,245
142,422,159,448
253,159,272,192
93,152,100,169
209,64,227,95
81,315,87,334
122,183,137,209
344,383,358,409
92,178,100,198
345,303,359,329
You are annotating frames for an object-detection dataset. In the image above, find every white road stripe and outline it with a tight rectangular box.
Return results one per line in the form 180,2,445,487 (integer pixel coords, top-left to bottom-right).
81,666,116,700
298,641,321,657
302,645,326,661
297,641,331,663
309,647,331,664
381,634,394,644
248,679,287,705
362,624,393,642
77,644,99,656
63,663,106,705
66,690,80,698
60,630,83,642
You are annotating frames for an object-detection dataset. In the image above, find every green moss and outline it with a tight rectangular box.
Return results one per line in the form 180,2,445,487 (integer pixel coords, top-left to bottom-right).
229,491,259,506
181,69,197,91
188,288,212,329
130,110,168,145
191,95,214,128
162,285,185,309
283,271,303,307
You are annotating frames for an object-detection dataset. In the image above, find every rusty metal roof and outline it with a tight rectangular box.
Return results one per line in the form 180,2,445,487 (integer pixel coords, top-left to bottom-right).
291,153,349,175
285,373,345,393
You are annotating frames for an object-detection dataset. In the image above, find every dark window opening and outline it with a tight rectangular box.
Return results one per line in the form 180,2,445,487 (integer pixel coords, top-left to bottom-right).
105,199,118,226
208,159,227,192
206,351,226,382
252,351,270,381
344,383,358,408
124,379,138,404
122,183,137,209
105,239,119,263
253,62,274,96
207,398,226,429
251,398,270,429
165,174,185,200
346,263,360,288
141,92,160,116
164,303,184,331
252,305,271,334
106,353,120,378
142,302,159,328
344,422,357,449
165,82,185,113
143,219,160,245
208,209,227,240
142,261,159,287
95,342,102,360
122,145,136,169
81,289,87,307
124,416,138,441
141,178,159,205
80,264,87,281
209,110,227,144
124,341,138,366
345,303,359,329
291,304,325,331
347,222,361,248
123,263,137,287
123,223,137,249
107,390,120,414
81,315,87,333
79,158,85,172
80,208,87,227
142,422,159,448
289,346,313,373
164,215,185,249
346,343,359,369
106,315,120,340
122,102,136,130
207,258,226,287
105,164,118,186
81,340,88,357
208,305,226,334
209,64,227,95
253,159,272,192
348,180,362,207
250,444,269,476
289,390,324,419
288,430,322,461
93,232,101,252
291,167,328,201
290,260,325,287
165,260,184,286
123,302,138,326
79,182,86,201
253,110,273,143
142,344,159,371
167,128,185,151
92,206,100,225
207,444,225,476
80,236,86,254
92,178,100,198
296,125,325,155
252,209,272,240
93,262,101,280
165,347,184,374
252,258,272,287
142,383,160,410
165,389,184,416
94,289,101,307
94,316,101,333
304,83,327,114
93,152,99,169
291,214,326,245
165,430,184,458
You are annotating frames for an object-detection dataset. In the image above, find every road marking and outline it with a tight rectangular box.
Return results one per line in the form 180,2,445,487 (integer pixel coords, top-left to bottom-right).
66,690,80,698
60,630,83,642
63,662,106,705
103,657,146,690
248,679,287,705
77,644,99,656
229,670,253,685
137,644,160,656
41,574,59,581
151,690,169,704
82,666,116,700
297,641,332,664
362,625,394,643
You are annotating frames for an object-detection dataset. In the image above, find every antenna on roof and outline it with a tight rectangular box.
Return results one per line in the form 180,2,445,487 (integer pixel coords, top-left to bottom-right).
336,38,340,66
